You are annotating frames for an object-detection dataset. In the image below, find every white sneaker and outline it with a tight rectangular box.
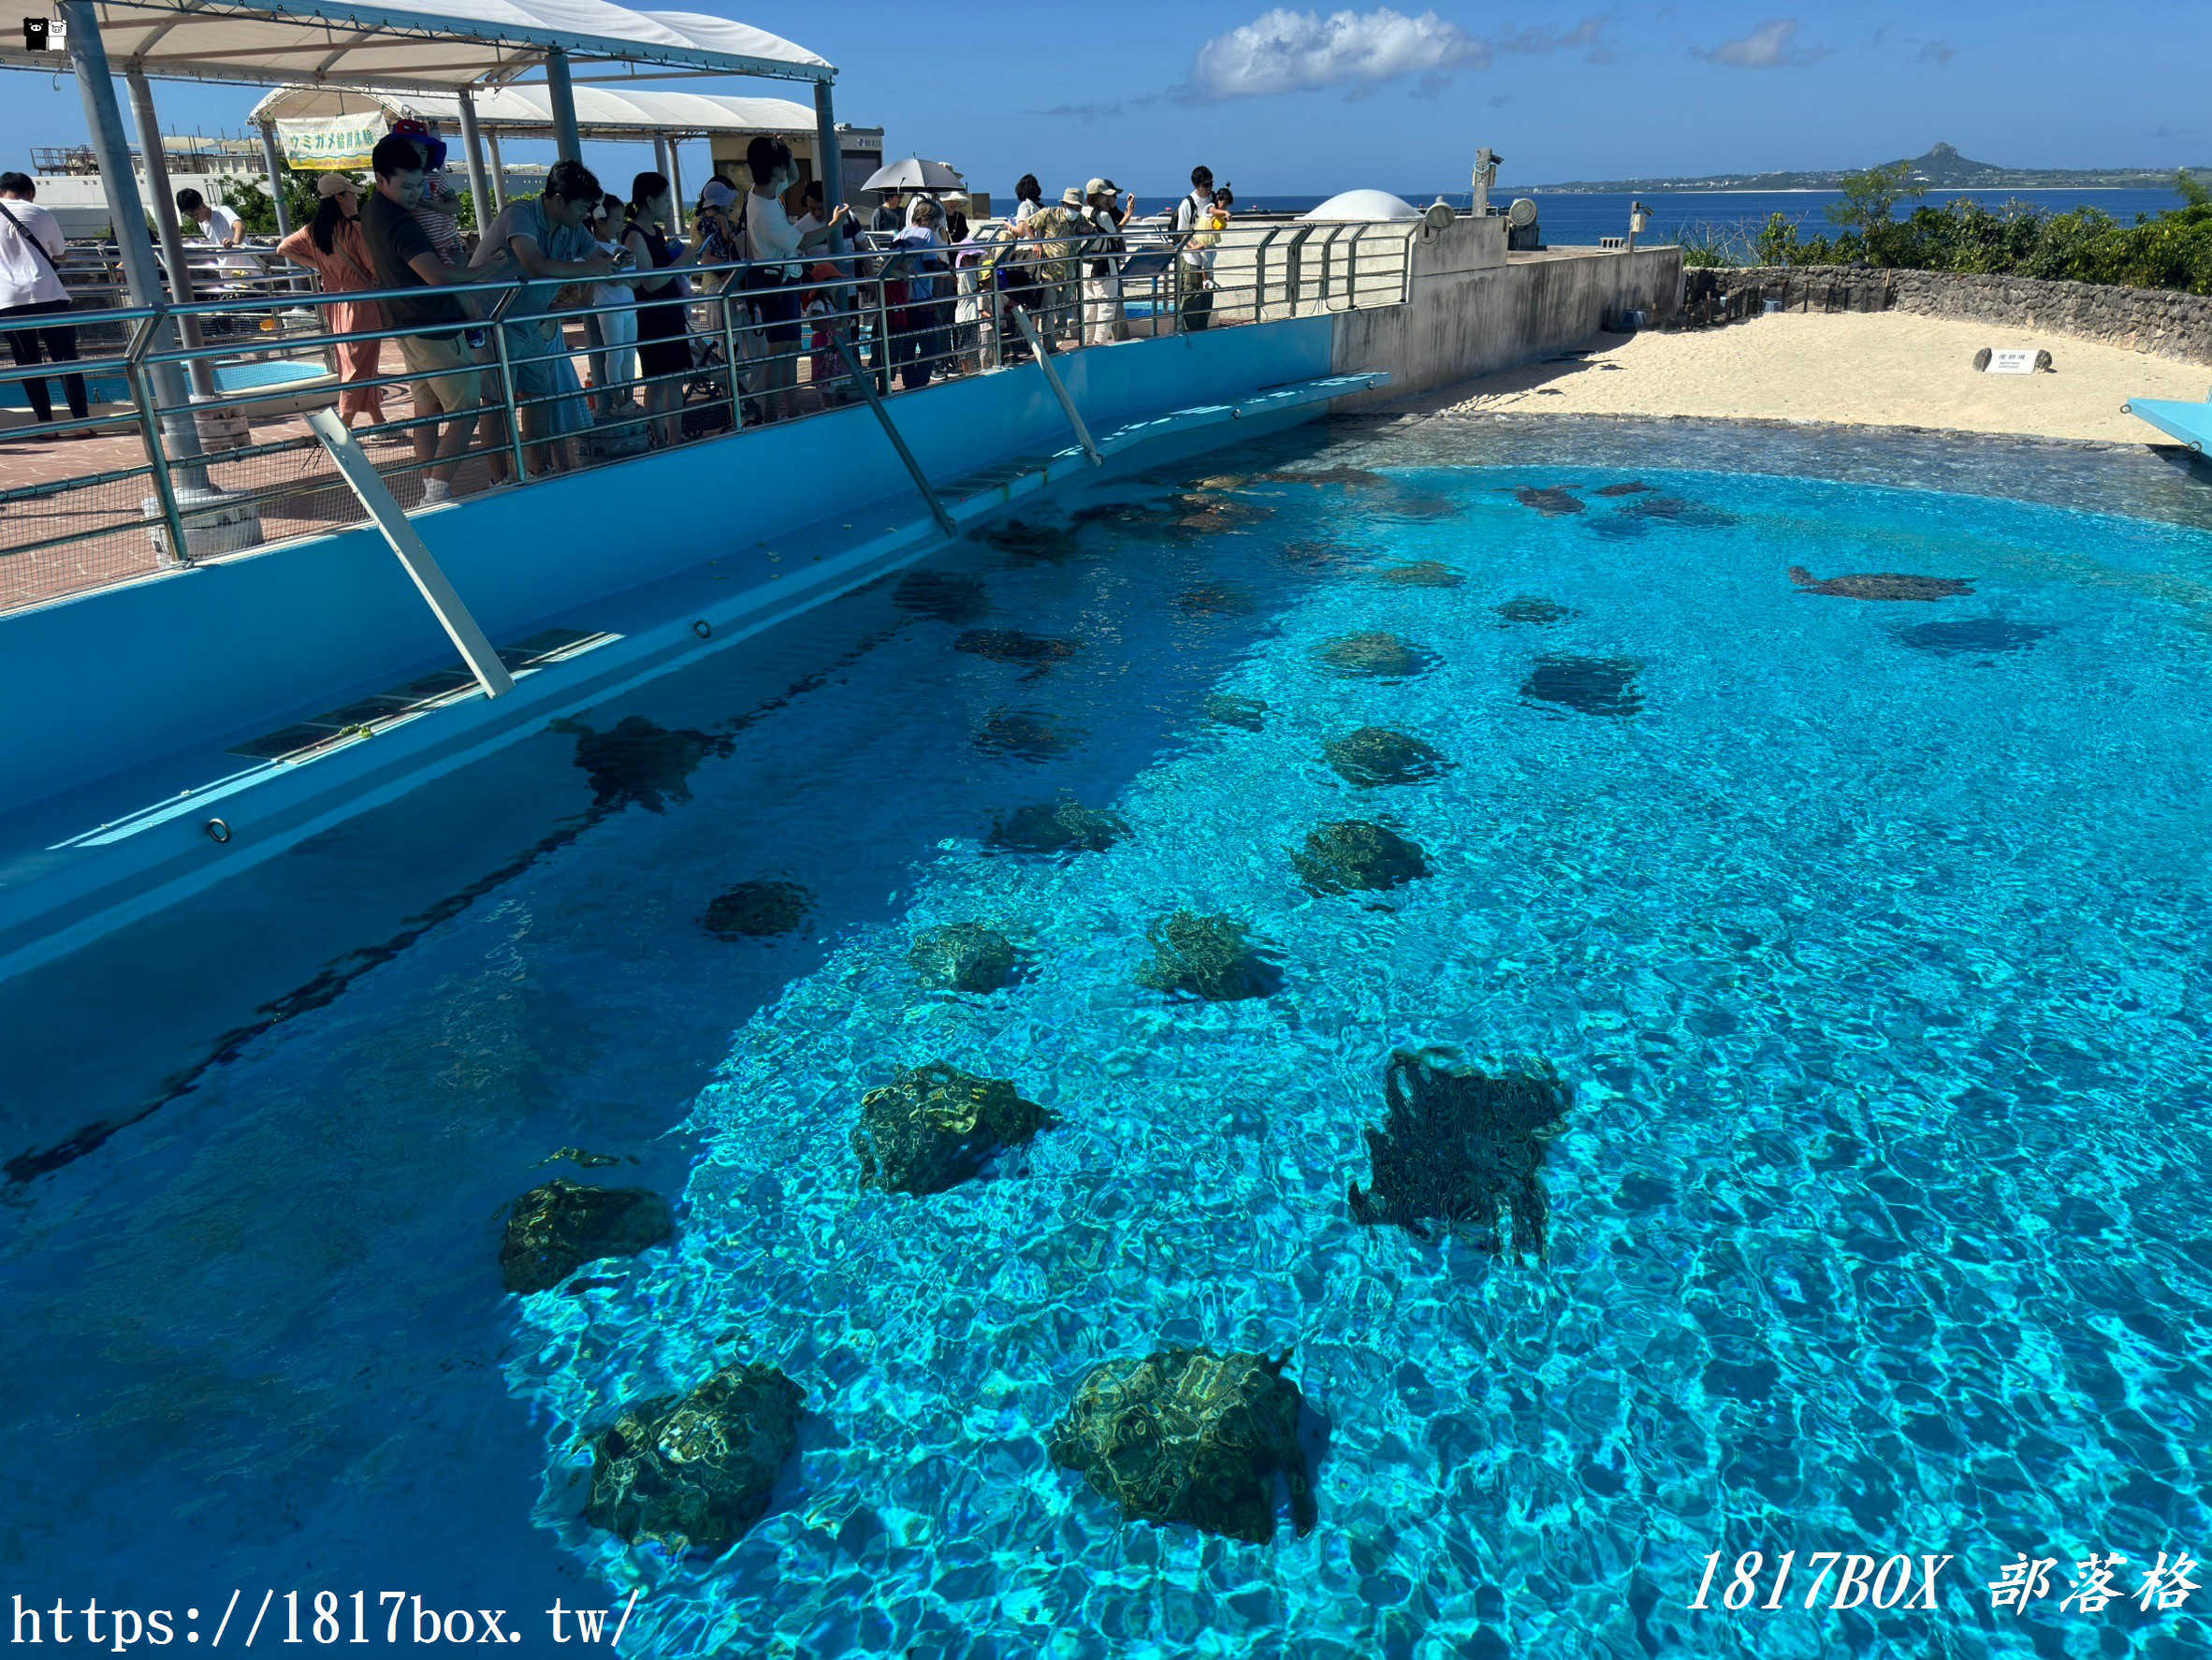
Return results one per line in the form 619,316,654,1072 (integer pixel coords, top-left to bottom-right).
419,477,452,506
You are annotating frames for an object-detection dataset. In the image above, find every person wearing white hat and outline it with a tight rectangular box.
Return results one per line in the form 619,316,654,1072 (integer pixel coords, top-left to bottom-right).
1081,177,1131,346
273,172,387,429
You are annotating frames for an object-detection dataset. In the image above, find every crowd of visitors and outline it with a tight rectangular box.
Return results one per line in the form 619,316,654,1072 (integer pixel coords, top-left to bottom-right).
6,125,1239,502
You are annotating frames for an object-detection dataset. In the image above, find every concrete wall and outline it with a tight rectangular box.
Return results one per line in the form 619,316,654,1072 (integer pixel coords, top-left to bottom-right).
1330,219,1682,402
0,317,1333,815
1691,266,2212,366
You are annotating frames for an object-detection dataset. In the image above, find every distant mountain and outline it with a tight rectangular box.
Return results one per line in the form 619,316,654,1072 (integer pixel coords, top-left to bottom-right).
1526,143,2210,194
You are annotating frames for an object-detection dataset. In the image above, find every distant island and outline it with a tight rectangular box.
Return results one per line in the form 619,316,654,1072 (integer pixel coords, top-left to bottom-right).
1527,142,2210,195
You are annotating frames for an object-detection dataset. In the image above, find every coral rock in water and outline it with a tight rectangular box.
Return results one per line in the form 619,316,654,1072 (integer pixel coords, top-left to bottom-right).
704,881,813,939
893,570,991,623
1135,910,1282,1001
910,923,1019,993
974,708,1083,762
1898,619,2054,655
1323,725,1449,786
977,519,1083,562
1348,1050,1573,1260
1049,1347,1318,1543
585,1362,803,1551
987,802,1130,855
1374,560,1464,589
501,1179,674,1294
1203,694,1268,733
1171,493,1274,534
1314,631,1435,679
1494,596,1579,625
954,629,1082,674
1521,654,1644,717
1787,565,1975,601
851,1061,1055,1195
1175,583,1257,617
556,715,725,814
1628,494,1736,528
1293,821,1430,895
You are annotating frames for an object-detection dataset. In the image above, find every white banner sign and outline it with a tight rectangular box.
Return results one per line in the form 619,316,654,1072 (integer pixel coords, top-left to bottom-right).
275,113,388,171
1986,348,2038,375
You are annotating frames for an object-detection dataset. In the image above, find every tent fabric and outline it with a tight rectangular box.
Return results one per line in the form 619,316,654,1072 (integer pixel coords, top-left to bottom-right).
0,0,832,90
252,83,828,139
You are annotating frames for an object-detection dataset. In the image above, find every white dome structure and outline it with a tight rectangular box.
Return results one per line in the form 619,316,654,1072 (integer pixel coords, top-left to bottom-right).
1300,189,1422,224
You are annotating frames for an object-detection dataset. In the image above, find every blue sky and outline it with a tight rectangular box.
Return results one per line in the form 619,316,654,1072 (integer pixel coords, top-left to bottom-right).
3,2,2206,197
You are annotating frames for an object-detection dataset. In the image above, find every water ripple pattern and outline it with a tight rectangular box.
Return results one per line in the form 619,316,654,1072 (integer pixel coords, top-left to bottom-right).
498,456,2212,1658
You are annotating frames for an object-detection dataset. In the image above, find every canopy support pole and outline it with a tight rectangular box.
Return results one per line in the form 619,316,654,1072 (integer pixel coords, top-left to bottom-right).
545,47,581,162
456,89,493,234
58,2,209,503
652,133,669,179
812,81,841,211
665,140,686,233
124,67,216,400
486,130,507,211
255,120,291,235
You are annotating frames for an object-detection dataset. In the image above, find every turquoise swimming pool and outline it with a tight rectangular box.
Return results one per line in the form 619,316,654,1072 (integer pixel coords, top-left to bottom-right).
4,418,2209,1657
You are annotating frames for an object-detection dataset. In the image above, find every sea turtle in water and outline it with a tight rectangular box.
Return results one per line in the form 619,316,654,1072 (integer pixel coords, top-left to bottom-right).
1072,499,1184,531
1374,560,1465,589
987,802,1130,855
1629,494,1737,528
1170,494,1275,535
1048,1347,1319,1542
1515,486,1586,517
1314,631,1436,679
1521,654,1644,717
1259,465,1389,488
1203,694,1268,733
1495,596,1580,624
500,1179,674,1294
954,629,1081,677
976,518,1082,561
974,708,1084,762
585,1362,804,1551
1292,821,1430,895
1323,726,1449,786
1593,480,1655,497
1175,583,1258,617
910,924,1020,993
554,715,727,814
1135,910,1283,1001
893,570,990,623
704,880,813,939
1281,540,1364,571
1788,565,1976,601
851,1060,1055,1195
1348,1049,1574,1261
1898,619,2056,655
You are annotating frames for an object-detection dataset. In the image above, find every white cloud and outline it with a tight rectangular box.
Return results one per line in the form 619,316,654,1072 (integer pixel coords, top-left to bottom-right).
1693,19,1832,69
1186,8,1490,101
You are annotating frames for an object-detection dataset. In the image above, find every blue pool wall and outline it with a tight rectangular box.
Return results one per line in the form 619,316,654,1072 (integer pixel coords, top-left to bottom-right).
3,315,1336,815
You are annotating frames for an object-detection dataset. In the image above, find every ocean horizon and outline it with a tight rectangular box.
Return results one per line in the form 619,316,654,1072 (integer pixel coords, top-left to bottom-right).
1091,185,2190,246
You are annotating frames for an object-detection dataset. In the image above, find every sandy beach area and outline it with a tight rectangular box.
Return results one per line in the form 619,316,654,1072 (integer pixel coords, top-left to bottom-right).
1439,311,2209,444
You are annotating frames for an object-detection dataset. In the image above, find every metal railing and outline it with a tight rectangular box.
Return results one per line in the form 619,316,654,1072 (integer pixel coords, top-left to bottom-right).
0,217,1419,614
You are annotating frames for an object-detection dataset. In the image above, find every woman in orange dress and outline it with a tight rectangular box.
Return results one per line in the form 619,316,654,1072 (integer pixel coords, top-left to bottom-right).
275,172,386,427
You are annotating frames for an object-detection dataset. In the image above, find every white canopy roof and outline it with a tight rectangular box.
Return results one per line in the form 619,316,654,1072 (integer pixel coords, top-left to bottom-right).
1302,189,1421,223
0,0,832,90
248,83,843,139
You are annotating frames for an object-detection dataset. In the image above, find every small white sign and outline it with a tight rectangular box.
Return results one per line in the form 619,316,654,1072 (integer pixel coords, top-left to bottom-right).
1986,348,2038,375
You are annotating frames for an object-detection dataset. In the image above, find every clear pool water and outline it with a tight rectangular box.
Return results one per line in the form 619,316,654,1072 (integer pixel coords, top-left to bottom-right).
5,418,2211,1658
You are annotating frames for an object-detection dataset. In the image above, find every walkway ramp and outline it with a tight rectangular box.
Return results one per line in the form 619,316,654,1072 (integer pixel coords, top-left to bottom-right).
2124,395,2212,454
